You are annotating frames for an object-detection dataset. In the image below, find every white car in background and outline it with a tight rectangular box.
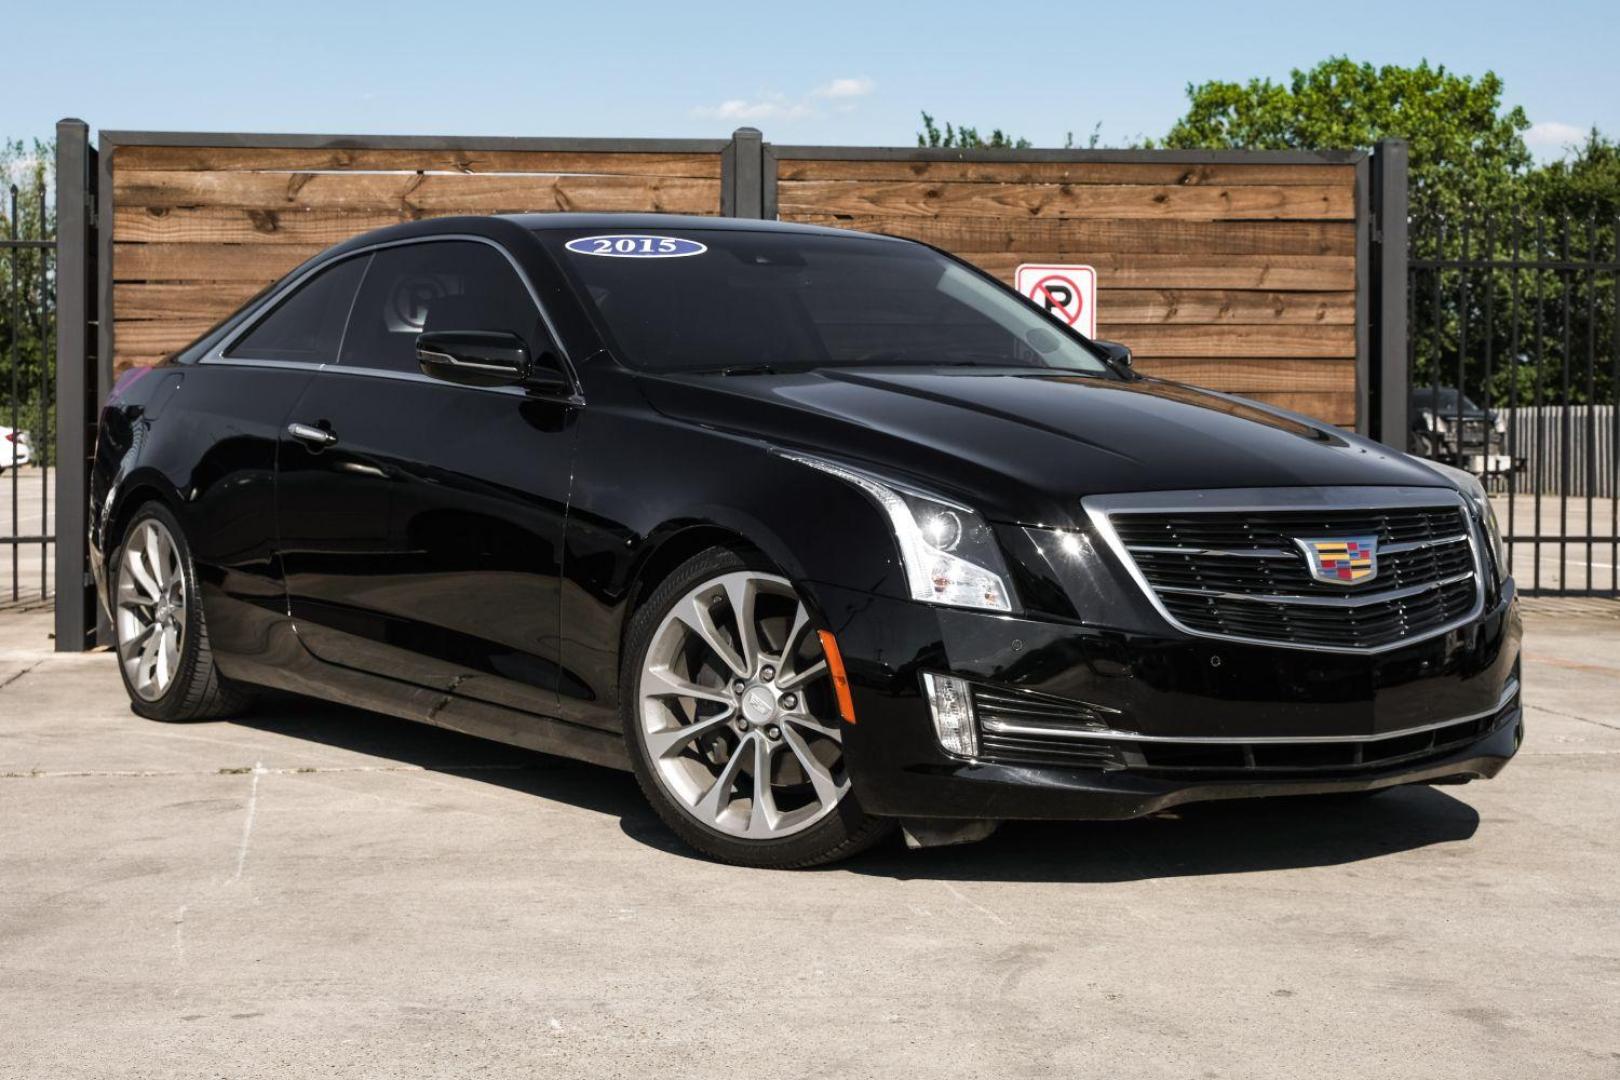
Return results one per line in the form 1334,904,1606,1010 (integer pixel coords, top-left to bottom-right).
1,426,33,473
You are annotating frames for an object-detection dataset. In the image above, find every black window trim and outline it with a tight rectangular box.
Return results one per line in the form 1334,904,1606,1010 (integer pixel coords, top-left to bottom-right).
199,233,583,401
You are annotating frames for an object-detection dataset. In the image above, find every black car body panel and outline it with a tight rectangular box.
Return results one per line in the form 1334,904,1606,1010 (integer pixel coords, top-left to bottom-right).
90,213,1521,826
640,368,1443,526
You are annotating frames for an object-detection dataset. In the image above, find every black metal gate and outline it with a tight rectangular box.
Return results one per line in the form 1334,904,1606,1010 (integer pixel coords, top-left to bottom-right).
1,180,54,609
1407,212,1620,596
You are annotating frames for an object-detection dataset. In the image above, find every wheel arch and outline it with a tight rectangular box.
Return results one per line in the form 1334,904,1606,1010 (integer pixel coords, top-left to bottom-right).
104,470,188,562
619,514,811,657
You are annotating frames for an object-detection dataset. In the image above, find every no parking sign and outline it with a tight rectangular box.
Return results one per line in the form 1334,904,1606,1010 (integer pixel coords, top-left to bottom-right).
1015,264,1097,338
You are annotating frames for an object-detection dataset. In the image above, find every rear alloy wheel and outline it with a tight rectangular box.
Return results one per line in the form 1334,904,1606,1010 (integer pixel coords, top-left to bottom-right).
623,548,891,867
112,503,250,721
116,515,187,702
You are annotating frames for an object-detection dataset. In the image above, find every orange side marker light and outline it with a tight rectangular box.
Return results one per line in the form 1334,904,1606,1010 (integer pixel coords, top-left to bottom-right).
817,630,857,724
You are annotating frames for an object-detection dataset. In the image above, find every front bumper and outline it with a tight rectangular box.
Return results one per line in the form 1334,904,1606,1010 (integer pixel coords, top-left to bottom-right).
814,580,1521,821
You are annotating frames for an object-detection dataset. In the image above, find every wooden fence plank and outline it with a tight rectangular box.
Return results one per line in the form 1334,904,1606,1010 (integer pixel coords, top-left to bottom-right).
114,319,229,356
785,214,1357,256
115,145,724,177
964,252,1356,291
1133,357,1356,392
116,207,451,246
114,170,721,215
1096,289,1355,325
113,242,324,282
115,210,1356,261
777,159,1356,187
1097,323,1355,358
1241,391,1356,425
115,282,265,321
112,284,1354,331
113,319,1355,371
777,180,1353,221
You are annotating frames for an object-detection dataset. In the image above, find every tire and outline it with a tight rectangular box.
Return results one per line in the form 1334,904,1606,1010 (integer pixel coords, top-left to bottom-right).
621,546,893,868
111,501,252,722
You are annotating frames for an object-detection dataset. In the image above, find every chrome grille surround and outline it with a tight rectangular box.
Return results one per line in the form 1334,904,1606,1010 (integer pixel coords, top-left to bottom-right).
1083,486,1487,654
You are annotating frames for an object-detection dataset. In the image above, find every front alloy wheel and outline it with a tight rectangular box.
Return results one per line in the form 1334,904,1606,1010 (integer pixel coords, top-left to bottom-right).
623,549,890,866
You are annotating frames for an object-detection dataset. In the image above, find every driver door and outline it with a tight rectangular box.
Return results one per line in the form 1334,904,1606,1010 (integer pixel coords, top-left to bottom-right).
274,238,579,716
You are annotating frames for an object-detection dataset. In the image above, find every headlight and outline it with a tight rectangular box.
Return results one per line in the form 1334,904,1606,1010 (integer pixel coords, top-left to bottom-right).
1408,455,1507,584
782,453,1013,612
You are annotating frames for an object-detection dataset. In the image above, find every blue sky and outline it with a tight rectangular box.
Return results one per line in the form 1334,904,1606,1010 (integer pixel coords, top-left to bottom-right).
4,0,1615,160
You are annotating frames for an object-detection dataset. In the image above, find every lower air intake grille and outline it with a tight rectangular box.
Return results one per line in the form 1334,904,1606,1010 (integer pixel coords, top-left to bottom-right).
970,682,1519,778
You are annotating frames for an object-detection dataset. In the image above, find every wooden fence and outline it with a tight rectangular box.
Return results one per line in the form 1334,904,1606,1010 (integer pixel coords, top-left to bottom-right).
103,134,731,373
768,147,1364,425
97,130,1376,429
55,124,1408,648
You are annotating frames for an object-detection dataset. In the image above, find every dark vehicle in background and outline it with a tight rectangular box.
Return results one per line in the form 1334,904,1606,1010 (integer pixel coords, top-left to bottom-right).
1411,387,1521,484
90,214,1522,868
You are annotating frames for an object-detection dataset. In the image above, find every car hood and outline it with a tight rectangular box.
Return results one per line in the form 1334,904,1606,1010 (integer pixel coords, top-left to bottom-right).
640,368,1452,526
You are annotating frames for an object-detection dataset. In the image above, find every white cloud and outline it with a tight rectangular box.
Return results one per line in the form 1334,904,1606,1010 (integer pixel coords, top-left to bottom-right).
813,76,875,99
693,76,876,125
692,96,815,121
1525,120,1587,157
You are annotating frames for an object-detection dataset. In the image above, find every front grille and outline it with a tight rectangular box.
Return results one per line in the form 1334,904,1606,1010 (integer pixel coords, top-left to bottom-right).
1456,419,1491,448
971,682,1519,778
1095,496,1483,651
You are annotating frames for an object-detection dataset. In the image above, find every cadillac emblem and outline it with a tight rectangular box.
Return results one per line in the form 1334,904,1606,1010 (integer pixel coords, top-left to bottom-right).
1295,536,1379,585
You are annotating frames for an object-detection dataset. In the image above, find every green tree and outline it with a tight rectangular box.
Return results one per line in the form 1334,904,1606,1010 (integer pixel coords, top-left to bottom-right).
1160,57,1533,218
917,112,1031,150
1525,128,1620,219
1158,59,1620,412
0,137,55,464
1479,129,1620,410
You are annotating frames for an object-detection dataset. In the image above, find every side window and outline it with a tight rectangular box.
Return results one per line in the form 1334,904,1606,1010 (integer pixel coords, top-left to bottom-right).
224,255,368,363
338,241,543,374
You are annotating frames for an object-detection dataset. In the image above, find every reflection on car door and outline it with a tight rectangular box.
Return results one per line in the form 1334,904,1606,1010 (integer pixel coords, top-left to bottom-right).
275,239,578,717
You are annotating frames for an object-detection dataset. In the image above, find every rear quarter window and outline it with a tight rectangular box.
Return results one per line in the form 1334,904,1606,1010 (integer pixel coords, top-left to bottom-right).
224,255,369,364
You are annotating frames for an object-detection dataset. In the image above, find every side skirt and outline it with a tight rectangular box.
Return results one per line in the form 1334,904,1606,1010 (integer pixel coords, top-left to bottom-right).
214,607,630,771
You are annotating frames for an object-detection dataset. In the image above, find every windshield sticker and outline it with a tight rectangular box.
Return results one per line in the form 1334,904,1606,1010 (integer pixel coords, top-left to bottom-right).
565,235,707,259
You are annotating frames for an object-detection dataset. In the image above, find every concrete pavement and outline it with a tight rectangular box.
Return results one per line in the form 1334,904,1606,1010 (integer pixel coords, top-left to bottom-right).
1,603,1618,1079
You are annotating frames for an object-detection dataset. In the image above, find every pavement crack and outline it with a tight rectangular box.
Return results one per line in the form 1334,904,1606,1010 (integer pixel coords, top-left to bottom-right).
1528,702,1620,732
0,659,43,691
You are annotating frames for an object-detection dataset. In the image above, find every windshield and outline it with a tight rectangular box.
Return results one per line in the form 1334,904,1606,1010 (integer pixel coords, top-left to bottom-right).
535,228,1114,376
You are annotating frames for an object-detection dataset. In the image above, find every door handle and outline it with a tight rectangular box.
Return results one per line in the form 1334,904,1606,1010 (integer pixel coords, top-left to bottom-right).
287,422,338,448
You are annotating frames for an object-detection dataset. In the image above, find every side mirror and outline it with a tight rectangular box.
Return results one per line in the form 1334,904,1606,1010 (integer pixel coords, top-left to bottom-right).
417,331,532,387
1094,339,1133,371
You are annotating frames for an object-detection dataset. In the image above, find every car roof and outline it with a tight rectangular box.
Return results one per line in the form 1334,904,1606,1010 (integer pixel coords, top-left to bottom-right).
322,212,907,258
513,212,897,239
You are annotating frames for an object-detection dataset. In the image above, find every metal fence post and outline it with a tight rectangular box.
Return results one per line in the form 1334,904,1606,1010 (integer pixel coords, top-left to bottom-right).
1370,139,1410,449
53,119,96,651
722,127,765,218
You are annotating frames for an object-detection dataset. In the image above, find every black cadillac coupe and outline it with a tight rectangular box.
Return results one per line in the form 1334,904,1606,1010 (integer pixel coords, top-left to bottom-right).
91,214,1521,867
